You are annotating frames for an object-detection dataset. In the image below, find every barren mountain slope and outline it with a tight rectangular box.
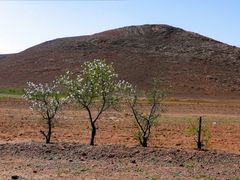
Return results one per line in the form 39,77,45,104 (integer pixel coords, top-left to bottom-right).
0,24,240,99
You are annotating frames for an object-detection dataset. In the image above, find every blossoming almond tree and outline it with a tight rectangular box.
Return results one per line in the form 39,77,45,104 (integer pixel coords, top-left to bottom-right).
23,81,63,144
60,59,132,145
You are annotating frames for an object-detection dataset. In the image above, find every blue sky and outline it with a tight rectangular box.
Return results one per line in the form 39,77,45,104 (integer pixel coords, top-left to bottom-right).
0,0,239,54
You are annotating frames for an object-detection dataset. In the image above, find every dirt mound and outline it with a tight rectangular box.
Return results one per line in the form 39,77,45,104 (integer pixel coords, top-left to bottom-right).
1,24,240,99
0,142,239,179
1,142,239,165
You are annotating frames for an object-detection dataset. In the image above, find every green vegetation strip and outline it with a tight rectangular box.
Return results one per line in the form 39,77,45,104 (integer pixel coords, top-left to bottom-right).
0,88,24,99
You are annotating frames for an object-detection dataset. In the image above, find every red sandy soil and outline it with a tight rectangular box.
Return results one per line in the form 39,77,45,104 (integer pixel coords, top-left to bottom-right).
0,98,240,179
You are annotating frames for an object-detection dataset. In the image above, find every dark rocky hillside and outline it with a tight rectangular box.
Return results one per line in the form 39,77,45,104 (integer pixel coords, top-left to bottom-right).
1,24,240,99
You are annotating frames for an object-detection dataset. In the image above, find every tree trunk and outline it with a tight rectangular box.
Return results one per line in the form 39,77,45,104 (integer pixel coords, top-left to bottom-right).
46,118,52,144
197,116,202,150
141,136,148,147
90,122,96,145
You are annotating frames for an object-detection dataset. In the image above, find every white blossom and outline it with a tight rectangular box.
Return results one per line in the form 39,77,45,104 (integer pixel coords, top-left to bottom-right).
23,81,64,119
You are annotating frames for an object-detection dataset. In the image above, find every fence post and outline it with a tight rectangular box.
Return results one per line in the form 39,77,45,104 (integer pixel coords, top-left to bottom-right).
197,116,202,150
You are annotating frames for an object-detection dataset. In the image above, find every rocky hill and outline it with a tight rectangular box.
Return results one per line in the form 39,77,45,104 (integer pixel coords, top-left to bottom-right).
1,24,240,99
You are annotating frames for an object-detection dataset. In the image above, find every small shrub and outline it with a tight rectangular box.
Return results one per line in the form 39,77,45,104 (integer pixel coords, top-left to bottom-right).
186,116,212,150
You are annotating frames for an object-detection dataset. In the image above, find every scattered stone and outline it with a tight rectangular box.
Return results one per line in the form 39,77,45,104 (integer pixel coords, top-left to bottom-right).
131,160,136,164
11,175,19,180
108,154,114,158
45,150,51,153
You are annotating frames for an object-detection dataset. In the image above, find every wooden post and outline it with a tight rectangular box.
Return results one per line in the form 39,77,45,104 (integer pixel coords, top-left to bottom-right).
197,116,202,150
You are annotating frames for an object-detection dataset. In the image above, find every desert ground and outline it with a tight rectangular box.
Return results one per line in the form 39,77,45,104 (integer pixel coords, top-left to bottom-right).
0,97,240,179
